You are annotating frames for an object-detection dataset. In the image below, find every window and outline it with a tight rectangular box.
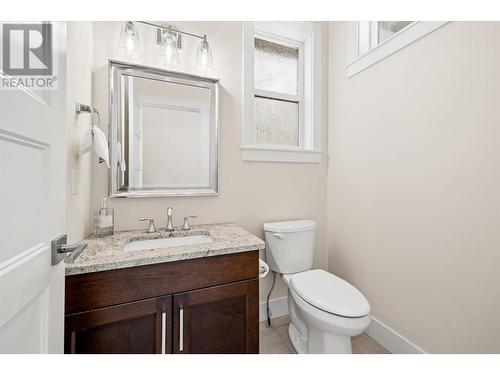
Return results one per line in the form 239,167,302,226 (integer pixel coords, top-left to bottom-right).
242,22,322,163
254,38,301,147
346,21,448,78
378,21,413,43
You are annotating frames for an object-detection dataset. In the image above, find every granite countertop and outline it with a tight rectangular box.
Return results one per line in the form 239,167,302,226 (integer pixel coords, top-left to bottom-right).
65,223,265,276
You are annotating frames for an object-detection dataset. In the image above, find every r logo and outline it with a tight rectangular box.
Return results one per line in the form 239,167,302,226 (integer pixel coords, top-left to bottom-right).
2,23,53,76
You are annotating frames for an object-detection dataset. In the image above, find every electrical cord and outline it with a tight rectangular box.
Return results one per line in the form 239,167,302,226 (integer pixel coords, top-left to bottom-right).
265,271,277,328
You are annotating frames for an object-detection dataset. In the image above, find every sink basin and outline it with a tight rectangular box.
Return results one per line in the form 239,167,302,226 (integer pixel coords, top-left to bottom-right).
123,235,213,253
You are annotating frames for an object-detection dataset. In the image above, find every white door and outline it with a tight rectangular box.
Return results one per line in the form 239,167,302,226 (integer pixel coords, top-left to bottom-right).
0,22,67,353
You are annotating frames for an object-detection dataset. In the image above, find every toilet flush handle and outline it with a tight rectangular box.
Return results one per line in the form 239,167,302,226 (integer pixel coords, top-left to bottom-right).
271,233,284,239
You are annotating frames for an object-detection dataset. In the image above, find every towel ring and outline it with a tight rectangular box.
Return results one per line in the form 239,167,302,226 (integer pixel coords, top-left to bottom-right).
76,102,105,164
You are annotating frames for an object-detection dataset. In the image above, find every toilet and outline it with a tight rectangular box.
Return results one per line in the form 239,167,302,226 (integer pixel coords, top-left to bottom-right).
264,220,371,354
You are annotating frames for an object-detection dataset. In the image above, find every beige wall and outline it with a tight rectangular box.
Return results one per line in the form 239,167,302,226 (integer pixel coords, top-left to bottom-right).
91,22,329,303
329,22,500,353
66,22,93,242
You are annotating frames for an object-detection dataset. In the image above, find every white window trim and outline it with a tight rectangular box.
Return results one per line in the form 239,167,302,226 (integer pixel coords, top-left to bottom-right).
242,21,322,163
346,21,449,78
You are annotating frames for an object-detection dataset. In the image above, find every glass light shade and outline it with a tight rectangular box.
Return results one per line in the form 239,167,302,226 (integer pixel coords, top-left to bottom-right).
116,21,142,60
158,30,180,67
195,38,214,72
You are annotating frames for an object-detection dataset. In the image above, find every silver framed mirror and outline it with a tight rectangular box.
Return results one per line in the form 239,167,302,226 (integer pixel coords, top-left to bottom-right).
108,60,219,197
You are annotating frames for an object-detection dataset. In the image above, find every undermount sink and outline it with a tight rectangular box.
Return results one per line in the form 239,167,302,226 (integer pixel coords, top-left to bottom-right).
123,234,213,253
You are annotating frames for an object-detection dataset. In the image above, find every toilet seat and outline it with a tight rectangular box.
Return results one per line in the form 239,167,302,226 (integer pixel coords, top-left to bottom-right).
289,269,371,318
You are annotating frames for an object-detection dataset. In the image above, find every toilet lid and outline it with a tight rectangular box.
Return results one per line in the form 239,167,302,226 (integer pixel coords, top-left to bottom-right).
263,220,316,233
290,269,371,318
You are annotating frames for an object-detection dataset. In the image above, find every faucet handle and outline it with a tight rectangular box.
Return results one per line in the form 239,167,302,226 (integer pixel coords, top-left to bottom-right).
166,207,174,232
139,218,156,233
182,215,197,231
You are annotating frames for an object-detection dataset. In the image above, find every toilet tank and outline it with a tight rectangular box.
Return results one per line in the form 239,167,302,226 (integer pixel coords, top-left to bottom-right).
263,220,316,274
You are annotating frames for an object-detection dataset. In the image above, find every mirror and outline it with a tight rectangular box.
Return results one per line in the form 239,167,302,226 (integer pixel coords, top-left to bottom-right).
109,60,219,197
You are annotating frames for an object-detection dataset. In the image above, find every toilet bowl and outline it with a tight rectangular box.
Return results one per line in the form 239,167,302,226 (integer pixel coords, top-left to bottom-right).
283,271,371,353
264,220,371,354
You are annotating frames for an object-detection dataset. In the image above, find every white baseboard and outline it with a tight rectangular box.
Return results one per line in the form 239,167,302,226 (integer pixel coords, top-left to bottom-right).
259,296,289,322
365,316,426,354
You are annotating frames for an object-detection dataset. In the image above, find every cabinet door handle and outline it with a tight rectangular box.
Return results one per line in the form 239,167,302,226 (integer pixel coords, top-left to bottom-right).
179,307,184,352
161,312,166,354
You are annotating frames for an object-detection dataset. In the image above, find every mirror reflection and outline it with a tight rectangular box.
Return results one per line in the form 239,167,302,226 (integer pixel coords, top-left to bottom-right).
109,61,218,197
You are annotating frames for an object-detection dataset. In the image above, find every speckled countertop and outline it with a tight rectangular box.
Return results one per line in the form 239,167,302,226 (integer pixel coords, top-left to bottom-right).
65,223,265,276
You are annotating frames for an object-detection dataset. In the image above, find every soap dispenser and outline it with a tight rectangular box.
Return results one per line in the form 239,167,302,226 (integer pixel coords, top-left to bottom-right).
94,197,114,236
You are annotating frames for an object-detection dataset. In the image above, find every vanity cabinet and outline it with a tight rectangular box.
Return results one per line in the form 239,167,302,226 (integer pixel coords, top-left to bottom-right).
173,280,258,354
65,251,259,354
65,296,171,354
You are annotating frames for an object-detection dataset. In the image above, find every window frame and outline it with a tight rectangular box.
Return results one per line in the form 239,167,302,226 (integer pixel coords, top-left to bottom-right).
242,21,322,163
346,21,449,78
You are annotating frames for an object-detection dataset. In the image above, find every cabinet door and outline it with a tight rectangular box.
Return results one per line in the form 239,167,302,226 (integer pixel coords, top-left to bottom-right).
65,296,172,354
173,279,258,354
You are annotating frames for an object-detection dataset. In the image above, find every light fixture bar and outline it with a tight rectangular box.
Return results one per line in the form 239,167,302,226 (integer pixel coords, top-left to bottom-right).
137,21,206,40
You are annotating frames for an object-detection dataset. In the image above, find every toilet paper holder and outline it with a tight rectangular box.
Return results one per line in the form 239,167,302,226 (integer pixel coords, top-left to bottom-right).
259,258,269,279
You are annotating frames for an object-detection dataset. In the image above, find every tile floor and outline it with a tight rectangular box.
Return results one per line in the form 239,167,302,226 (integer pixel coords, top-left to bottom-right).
259,315,390,354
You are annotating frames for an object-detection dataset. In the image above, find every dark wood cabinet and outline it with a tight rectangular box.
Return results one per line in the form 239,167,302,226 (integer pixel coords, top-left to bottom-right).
65,296,171,354
173,279,258,354
65,252,259,354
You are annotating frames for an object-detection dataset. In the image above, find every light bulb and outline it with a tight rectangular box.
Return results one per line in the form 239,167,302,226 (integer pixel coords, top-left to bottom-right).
158,30,180,67
116,21,142,61
195,36,214,72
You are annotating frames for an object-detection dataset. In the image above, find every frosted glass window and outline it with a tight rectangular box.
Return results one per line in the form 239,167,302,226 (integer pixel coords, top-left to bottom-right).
254,97,299,146
254,38,299,95
378,21,413,43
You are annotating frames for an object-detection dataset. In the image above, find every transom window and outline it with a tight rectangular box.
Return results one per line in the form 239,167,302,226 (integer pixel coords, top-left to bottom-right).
346,21,448,78
358,21,414,56
378,21,413,43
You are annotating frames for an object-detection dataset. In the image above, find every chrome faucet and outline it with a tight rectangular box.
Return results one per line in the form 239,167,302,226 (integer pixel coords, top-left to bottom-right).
166,207,174,232
138,218,156,233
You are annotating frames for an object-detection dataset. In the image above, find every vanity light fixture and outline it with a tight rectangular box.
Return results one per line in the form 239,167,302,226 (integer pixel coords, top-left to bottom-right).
116,21,142,60
194,35,214,72
158,28,180,67
124,21,215,72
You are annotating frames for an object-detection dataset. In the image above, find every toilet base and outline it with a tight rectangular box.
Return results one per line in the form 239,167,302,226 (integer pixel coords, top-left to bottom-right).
285,282,370,354
288,322,307,353
288,321,353,354
307,326,352,354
